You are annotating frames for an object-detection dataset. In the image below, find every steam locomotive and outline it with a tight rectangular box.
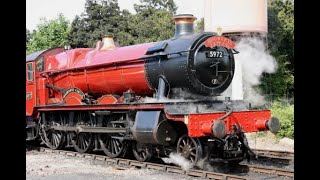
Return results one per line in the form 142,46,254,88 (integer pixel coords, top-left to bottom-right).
26,14,280,167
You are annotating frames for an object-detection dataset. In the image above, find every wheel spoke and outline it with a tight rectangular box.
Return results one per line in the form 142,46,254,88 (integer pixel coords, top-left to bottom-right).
84,137,88,147
55,133,60,147
176,135,202,168
51,133,55,147
71,132,93,153
132,143,152,162
190,156,195,162
111,139,115,154
81,137,85,149
112,140,116,154
98,115,126,158
53,133,58,147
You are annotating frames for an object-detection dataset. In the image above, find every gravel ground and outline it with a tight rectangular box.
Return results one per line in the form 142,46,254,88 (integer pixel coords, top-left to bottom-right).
26,150,202,180
246,132,294,152
26,133,294,180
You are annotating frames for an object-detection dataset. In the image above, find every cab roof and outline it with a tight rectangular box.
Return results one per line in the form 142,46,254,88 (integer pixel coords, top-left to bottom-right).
26,49,47,62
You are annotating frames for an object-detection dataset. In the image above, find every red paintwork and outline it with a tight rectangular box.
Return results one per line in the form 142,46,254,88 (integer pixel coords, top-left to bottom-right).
36,103,164,111
26,48,65,116
43,43,155,103
186,110,271,138
26,62,35,116
63,92,83,105
35,101,271,138
97,95,118,104
204,36,236,49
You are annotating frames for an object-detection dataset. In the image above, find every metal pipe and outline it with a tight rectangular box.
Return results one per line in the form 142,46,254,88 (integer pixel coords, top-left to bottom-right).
173,14,197,38
50,126,127,133
156,76,168,100
210,106,233,138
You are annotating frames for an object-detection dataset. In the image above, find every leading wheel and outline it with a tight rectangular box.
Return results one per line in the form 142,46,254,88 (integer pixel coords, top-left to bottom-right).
176,134,203,168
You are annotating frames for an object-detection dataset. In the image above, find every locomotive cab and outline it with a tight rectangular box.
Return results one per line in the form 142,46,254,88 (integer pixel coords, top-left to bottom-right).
26,48,65,140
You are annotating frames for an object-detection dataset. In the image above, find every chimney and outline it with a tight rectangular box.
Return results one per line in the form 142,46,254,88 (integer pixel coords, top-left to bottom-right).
173,14,197,38
100,35,116,50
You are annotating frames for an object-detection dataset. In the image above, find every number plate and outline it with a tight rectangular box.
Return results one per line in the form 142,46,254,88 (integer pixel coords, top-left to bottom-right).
206,50,223,58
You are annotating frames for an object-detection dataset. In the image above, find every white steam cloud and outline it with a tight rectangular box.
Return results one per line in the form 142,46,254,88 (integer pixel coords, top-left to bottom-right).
235,36,278,106
161,153,193,171
161,153,219,172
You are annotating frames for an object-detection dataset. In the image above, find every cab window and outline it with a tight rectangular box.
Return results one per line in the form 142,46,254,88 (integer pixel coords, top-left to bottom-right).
27,63,33,81
36,57,44,72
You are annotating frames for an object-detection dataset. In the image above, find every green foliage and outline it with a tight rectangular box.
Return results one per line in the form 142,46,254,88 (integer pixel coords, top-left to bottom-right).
128,9,174,44
195,17,204,33
129,0,176,44
68,0,126,48
263,0,294,99
26,28,31,44
134,0,177,15
27,14,70,54
67,0,176,48
261,53,294,99
270,101,294,139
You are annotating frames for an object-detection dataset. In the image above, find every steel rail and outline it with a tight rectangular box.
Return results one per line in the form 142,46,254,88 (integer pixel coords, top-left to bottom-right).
36,147,294,179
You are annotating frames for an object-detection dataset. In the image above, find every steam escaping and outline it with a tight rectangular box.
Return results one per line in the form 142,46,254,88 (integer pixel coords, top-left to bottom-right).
161,153,222,172
140,88,217,103
161,153,193,171
195,158,216,171
235,36,278,107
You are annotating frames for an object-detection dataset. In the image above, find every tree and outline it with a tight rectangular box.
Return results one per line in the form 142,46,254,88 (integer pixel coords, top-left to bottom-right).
268,0,294,72
195,18,204,33
67,15,89,48
26,28,31,44
133,0,177,15
261,0,294,100
27,14,70,53
68,0,129,48
127,0,176,44
68,0,177,47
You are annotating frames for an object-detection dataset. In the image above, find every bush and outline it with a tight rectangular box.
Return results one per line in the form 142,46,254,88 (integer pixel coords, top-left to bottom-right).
270,101,294,139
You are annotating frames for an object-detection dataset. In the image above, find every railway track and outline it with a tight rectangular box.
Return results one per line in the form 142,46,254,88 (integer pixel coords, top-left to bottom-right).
35,147,294,179
253,149,294,160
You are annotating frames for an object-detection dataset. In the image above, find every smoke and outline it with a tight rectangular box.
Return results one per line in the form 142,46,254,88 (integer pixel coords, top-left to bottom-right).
141,96,159,103
161,153,193,171
235,36,278,107
161,153,225,172
140,88,217,103
195,158,216,171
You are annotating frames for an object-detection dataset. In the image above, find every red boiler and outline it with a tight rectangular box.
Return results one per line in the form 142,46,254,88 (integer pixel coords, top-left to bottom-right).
44,37,155,97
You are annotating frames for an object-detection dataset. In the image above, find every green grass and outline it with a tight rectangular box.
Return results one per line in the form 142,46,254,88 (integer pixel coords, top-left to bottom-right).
270,101,294,139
